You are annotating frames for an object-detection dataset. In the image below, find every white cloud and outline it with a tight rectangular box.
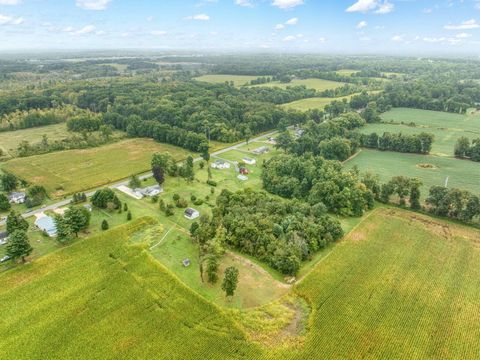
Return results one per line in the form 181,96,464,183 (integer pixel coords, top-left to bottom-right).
282,35,296,41
346,0,394,14
444,19,479,30
184,13,210,20
275,23,285,30
391,34,404,42
146,16,154,22
75,25,95,34
0,13,24,25
151,30,167,36
423,37,446,43
456,32,471,38
272,0,304,9
285,17,298,25
235,0,254,7
95,30,106,36
357,20,367,29
76,0,112,10
0,0,22,5
318,37,327,43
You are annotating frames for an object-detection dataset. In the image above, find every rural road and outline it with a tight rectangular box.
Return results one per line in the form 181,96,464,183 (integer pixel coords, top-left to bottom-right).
0,129,281,227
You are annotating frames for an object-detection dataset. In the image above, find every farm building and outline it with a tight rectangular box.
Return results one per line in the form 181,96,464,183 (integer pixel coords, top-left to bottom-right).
136,185,163,197
34,216,57,237
242,157,256,165
266,137,277,144
252,146,269,155
182,259,191,267
8,192,26,204
184,208,200,220
211,160,231,169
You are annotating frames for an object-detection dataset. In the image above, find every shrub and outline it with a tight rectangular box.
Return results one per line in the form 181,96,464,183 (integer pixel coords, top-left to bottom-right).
176,198,188,208
101,220,109,230
207,180,217,187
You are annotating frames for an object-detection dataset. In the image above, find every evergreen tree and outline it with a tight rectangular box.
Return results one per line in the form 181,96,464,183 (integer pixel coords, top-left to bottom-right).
101,219,109,230
127,211,132,221
0,193,11,212
6,230,32,263
64,206,90,237
6,210,29,234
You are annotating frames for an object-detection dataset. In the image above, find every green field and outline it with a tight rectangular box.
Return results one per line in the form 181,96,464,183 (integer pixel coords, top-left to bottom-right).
360,108,480,156
0,124,125,159
345,149,480,194
289,208,480,359
194,74,259,87
2,139,193,198
251,78,344,91
281,95,354,111
335,69,359,76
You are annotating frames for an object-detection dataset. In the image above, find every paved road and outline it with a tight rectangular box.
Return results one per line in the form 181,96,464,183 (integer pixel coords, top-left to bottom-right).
0,129,280,227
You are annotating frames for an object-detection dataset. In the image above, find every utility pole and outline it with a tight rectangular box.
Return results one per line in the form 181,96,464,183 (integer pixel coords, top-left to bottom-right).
444,176,449,188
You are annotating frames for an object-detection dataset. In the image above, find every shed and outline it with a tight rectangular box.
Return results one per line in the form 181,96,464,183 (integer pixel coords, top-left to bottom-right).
252,146,269,155
184,208,200,220
242,157,256,165
182,258,191,267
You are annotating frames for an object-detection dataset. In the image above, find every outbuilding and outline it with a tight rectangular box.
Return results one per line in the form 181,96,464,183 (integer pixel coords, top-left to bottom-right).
184,208,200,220
34,216,57,237
211,160,231,169
242,157,256,165
8,192,26,204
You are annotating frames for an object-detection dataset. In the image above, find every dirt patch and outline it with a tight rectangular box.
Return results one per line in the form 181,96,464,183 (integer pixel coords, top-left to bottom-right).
416,163,438,169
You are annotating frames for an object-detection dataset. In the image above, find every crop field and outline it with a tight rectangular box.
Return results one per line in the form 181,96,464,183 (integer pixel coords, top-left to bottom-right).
281,95,354,111
0,219,262,359
281,208,480,359
345,149,480,194
0,124,70,158
194,74,259,87
2,139,193,198
360,108,480,156
335,69,359,76
251,78,345,91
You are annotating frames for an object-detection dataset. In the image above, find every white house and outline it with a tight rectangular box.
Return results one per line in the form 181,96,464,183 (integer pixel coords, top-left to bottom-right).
242,157,256,165
211,160,231,169
184,208,200,220
8,192,26,204
136,185,163,197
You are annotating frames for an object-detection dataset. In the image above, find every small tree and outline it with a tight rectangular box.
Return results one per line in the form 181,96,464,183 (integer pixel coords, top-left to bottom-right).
123,202,128,211
6,230,32,263
221,266,239,299
64,206,90,237
54,215,72,243
127,211,132,221
101,219,109,230
1,173,17,192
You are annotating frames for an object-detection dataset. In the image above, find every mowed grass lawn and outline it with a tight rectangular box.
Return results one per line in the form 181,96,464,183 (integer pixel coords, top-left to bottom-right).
280,208,480,359
194,74,259,87
345,149,480,194
2,139,193,198
0,219,261,359
360,108,480,156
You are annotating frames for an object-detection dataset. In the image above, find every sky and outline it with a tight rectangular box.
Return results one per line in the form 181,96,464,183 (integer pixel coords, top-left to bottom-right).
1,0,480,55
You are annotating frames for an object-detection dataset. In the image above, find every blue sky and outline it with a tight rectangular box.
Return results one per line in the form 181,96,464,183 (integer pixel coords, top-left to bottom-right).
1,0,480,54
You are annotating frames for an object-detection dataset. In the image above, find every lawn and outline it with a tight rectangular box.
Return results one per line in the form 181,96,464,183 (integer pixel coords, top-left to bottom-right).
2,139,194,198
345,148,480,194
194,74,260,87
279,208,480,359
251,78,345,91
360,108,480,156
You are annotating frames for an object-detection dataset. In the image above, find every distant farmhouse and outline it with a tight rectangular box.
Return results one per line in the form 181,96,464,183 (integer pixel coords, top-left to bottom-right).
211,160,231,169
252,146,269,155
184,208,200,220
35,216,57,237
135,185,163,197
8,192,26,204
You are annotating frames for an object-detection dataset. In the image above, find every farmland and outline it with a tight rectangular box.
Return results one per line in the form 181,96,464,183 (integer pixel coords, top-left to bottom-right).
280,208,480,359
281,95,354,111
360,108,480,156
345,148,480,194
2,139,193,198
194,74,259,87
251,78,345,91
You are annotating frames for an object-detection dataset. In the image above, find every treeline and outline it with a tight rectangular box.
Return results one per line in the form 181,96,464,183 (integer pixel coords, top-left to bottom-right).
454,137,480,161
426,186,480,223
262,154,375,217
201,189,343,275
0,106,90,132
359,132,434,154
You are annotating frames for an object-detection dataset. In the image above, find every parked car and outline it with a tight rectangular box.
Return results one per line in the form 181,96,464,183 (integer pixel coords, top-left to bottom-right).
0,255,11,263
